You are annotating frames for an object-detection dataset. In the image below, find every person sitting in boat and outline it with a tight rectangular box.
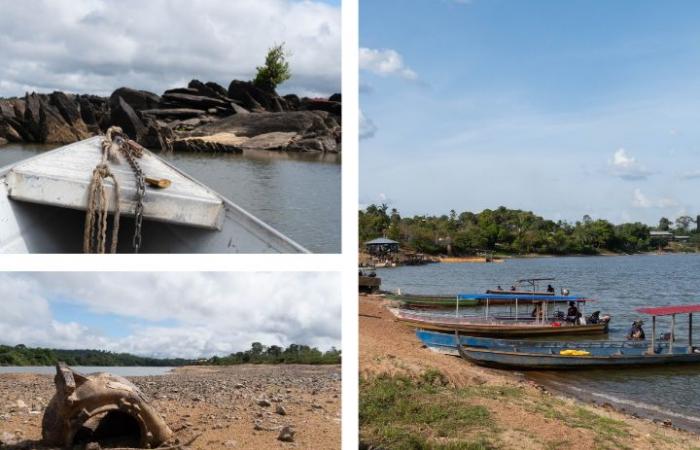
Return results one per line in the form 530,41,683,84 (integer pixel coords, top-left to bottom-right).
547,284,555,293
566,301,581,323
510,285,517,291
627,320,645,340
531,302,544,320
497,285,503,291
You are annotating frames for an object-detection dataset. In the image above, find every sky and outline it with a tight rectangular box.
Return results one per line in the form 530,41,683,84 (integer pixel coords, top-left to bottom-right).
0,272,341,358
360,0,700,226
0,0,340,98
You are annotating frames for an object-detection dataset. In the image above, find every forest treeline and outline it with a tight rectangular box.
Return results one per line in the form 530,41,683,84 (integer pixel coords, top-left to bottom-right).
359,205,700,256
0,343,341,366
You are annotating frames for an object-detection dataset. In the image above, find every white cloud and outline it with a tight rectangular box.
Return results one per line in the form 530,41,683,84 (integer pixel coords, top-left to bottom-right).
359,109,377,139
359,47,417,80
632,188,678,209
0,0,340,97
609,148,651,180
0,272,341,358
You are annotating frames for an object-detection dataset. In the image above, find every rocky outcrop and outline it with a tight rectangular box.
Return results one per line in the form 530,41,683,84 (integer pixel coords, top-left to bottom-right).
0,79,341,153
172,133,246,153
109,87,160,111
191,110,341,153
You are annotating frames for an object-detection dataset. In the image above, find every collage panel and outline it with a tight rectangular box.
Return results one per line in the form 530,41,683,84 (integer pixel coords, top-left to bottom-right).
359,1,700,449
0,0,341,254
0,272,341,449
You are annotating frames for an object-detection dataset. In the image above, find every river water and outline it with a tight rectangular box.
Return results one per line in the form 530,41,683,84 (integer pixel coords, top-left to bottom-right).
0,144,340,253
0,366,174,376
377,254,700,430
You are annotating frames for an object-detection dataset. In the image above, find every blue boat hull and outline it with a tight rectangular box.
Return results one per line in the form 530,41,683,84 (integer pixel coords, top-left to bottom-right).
416,329,647,356
458,344,700,370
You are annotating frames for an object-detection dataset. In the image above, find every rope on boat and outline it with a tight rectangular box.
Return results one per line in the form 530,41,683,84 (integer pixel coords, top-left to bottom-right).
83,126,146,253
83,127,122,253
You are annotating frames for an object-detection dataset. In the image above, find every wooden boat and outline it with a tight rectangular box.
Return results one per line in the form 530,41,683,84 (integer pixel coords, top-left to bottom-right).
457,305,700,369
416,329,642,356
384,293,480,309
389,302,609,337
0,137,308,253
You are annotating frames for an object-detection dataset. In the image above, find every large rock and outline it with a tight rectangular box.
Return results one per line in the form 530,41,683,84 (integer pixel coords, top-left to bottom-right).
188,79,225,100
172,132,246,153
49,92,80,125
194,111,334,137
109,87,161,111
77,96,100,133
160,92,228,110
163,87,200,96
227,80,284,112
300,98,341,117
24,92,43,140
40,98,90,144
205,81,229,98
240,132,298,151
141,117,173,151
141,108,208,120
110,96,147,140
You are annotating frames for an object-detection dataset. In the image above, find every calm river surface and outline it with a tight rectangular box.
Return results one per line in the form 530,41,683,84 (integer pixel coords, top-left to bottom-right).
0,366,173,376
0,144,340,253
378,254,700,430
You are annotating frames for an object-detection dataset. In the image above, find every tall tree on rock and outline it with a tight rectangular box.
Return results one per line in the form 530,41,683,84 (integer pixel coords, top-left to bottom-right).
254,43,291,92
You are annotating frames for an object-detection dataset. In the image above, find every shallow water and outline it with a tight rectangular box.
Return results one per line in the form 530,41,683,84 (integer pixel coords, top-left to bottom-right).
0,366,174,376
377,254,700,430
0,144,340,253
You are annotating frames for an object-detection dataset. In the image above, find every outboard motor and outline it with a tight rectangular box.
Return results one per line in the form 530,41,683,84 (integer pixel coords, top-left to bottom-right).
587,311,601,324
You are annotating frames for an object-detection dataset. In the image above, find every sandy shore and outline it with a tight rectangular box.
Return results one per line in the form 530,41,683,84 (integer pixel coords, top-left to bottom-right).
359,294,700,449
0,365,340,449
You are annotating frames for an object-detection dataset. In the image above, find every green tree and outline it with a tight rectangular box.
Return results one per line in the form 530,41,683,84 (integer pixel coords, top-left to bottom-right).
658,217,671,231
253,43,291,91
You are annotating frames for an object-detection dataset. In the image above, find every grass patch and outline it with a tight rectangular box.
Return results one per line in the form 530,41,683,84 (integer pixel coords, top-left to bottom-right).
530,397,631,450
360,369,498,449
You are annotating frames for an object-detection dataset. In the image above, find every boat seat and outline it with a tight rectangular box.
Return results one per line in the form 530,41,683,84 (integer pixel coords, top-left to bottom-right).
5,137,224,230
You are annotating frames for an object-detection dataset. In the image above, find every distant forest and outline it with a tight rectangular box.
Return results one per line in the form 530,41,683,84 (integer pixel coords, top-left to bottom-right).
360,205,700,256
0,343,341,367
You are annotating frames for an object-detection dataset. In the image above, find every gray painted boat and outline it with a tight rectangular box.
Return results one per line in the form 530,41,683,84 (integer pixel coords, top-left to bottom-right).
0,137,308,253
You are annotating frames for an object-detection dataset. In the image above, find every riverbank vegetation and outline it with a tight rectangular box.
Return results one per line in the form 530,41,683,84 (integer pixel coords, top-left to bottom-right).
359,205,700,256
0,343,341,366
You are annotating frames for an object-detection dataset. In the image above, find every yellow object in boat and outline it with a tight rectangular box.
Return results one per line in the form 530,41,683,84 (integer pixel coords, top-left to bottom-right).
559,349,591,356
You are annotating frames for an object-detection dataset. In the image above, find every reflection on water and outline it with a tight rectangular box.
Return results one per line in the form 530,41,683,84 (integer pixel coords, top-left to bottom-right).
378,254,700,429
0,366,174,376
0,144,340,253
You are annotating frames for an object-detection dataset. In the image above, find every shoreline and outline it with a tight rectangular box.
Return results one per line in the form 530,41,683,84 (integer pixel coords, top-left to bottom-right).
528,373,700,434
359,294,700,449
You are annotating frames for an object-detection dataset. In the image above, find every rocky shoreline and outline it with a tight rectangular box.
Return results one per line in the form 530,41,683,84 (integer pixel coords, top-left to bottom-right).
0,80,341,154
0,365,341,449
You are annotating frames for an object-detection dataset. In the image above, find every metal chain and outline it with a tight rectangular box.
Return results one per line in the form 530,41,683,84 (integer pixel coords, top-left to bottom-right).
115,136,146,253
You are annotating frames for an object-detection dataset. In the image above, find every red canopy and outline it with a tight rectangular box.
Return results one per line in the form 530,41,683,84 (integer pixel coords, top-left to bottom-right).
636,305,700,316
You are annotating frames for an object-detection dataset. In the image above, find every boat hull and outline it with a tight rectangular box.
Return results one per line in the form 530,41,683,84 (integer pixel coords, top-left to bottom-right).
459,345,700,370
416,329,645,356
392,309,609,337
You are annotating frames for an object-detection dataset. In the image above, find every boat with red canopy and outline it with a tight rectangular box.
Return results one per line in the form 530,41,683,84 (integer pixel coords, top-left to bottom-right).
456,304,700,369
